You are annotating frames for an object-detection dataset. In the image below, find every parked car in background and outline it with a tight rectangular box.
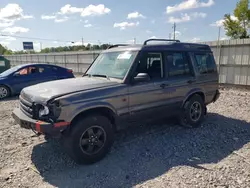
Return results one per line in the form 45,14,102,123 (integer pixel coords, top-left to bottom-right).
0,63,74,99
0,56,11,74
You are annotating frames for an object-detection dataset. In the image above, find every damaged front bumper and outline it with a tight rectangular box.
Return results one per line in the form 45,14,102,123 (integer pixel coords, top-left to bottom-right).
12,108,70,137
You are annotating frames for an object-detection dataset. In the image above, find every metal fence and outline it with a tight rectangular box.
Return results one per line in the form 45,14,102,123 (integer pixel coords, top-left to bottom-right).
4,39,250,86
5,50,102,73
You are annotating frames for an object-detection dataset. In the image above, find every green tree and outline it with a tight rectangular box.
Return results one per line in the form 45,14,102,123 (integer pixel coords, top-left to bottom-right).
224,0,250,39
0,44,13,55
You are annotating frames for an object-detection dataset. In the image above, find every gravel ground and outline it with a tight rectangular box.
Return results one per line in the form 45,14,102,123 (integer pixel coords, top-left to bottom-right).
0,87,250,188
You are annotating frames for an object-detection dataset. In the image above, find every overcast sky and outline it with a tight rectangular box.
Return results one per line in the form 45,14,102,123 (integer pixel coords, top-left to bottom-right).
0,0,238,51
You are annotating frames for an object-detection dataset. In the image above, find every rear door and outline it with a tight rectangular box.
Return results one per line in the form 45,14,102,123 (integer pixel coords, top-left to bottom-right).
159,51,196,111
192,52,218,103
33,65,57,83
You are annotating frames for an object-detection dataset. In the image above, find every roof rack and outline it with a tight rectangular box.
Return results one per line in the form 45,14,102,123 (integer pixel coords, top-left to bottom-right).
143,39,180,45
107,44,129,49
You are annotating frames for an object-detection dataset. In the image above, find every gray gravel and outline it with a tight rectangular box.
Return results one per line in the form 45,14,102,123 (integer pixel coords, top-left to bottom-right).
0,87,250,188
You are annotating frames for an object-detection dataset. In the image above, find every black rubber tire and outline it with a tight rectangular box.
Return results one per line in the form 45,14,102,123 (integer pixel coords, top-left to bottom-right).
179,94,205,128
63,115,114,164
0,85,10,100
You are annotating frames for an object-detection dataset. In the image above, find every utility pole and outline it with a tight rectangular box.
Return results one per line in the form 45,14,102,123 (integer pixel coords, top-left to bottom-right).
217,26,221,42
172,22,176,40
134,38,136,44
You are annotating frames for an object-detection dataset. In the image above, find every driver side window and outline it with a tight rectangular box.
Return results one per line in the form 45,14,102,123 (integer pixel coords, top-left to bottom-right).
135,52,163,80
18,66,38,75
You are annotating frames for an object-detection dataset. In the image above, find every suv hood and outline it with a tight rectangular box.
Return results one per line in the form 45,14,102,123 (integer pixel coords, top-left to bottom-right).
21,77,120,103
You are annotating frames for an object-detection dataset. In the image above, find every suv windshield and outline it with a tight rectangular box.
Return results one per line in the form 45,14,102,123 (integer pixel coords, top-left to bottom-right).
86,51,137,80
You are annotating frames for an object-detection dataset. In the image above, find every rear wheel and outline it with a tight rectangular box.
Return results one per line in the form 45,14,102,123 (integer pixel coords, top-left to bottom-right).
179,94,205,128
63,115,114,164
0,85,10,99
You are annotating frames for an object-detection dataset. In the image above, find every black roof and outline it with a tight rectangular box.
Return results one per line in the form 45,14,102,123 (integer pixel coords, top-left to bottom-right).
106,39,211,52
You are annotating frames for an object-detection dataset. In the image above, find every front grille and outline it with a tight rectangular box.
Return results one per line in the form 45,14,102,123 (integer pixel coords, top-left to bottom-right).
19,96,33,118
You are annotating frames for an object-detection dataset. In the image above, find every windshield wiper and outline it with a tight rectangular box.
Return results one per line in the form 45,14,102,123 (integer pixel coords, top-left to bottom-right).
91,74,110,80
82,73,91,77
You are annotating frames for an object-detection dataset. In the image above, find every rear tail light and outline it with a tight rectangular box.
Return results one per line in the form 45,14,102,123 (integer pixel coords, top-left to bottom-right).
67,69,73,73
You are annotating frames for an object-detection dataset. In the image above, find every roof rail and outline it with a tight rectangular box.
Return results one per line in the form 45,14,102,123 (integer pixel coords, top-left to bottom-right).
107,44,129,49
143,39,180,45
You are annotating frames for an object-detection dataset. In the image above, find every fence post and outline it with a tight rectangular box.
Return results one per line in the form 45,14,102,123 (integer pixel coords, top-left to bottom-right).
247,43,250,86
64,54,67,68
77,53,79,73
217,44,222,83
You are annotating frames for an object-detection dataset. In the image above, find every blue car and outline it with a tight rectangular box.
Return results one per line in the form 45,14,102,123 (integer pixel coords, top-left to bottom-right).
0,63,75,99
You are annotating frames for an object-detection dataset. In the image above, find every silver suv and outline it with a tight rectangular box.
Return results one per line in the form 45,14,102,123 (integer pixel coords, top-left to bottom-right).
12,39,220,164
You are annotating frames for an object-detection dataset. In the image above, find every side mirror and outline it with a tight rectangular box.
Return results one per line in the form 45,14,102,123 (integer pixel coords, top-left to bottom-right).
133,73,150,83
13,72,20,77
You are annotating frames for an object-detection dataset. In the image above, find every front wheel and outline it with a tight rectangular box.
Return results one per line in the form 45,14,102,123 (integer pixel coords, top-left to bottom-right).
179,94,205,128
63,115,114,164
0,85,10,99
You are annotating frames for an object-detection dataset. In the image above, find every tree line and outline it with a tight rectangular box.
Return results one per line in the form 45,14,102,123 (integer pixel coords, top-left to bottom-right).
0,43,111,55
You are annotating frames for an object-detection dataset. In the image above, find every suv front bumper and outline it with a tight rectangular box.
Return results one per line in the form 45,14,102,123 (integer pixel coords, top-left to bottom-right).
12,108,70,136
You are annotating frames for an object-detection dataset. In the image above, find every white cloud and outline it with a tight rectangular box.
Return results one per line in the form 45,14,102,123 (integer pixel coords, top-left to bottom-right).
127,12,145,19
41,15,56,20
0,4,34,29
166,0,214,14
55,17,69,23
149,36,157,39
81,4,111,17
41,14,69,23
0,35,16,41
210,15,238,27
84,24,92,28
60,4,83,14
168,12,207,23
0,4,34,21
188,37,201,43
84,20,89,23
2,26,29,34
0,41,10,46
58,4,111,17
168,14,190,23
113,21,139,30
0,21,14,27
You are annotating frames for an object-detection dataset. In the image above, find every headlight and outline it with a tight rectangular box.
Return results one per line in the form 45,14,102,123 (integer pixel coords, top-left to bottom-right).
38,105,49,117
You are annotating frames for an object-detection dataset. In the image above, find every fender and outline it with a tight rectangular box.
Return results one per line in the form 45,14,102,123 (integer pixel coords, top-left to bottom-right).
182,88,205,107
69,101,117,122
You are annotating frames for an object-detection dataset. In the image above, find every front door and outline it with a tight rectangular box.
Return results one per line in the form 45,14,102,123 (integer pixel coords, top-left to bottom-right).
128,51,168,122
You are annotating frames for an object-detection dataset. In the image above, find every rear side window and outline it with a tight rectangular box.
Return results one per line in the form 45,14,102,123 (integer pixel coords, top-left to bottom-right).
165,52,191,78
194,53,217,74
